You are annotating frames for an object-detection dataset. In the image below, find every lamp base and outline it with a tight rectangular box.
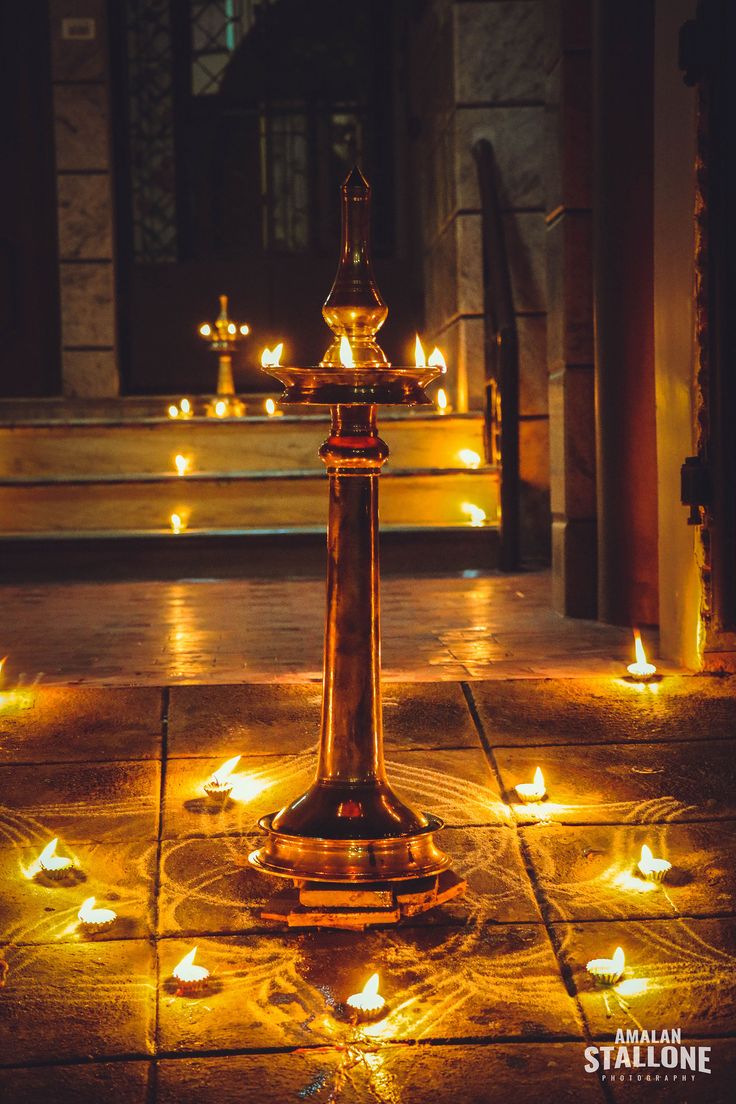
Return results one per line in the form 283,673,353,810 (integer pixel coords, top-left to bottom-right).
249,812,452,883
260,869,466,930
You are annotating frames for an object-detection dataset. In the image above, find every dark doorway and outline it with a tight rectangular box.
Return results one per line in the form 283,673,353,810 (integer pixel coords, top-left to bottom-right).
113,0,419,396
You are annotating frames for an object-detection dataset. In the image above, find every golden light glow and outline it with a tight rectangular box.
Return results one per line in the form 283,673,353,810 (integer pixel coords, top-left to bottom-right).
227,322,236,335
515,766,546,803
33,838,74,878
428,347,447,372
265,398,277,416
204,755,241,795
170,513,185,535
180,398,191,415
615,977,649,997
0,656,6,680
586,945,625,985
174,454,191,477
347,972,385,1016
78,896,117,929
339,335,354,368
627,629,657,679
461,501,486,527
637,843,672,882
458,449,481,469
436,388,448,413
239,324,250,335
199,323,211,337
214,400,228,417
261,343,284,368
167,404,179,419
172,946,209,986
414,335,426,369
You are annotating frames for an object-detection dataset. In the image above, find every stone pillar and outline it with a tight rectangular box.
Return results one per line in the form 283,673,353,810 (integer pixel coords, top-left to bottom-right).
413,0,550,558
546,0,597,616
49,0,119,398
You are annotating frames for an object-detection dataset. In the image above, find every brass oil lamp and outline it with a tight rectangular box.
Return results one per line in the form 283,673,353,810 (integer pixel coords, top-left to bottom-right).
250,168,463,923
198,294,249,417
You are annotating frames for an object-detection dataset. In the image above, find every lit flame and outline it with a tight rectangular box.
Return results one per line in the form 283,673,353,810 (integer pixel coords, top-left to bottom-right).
428,347,447,372
458,449,481,469
347,972,385,1014
586,945,625,983
38,838,73,874
180,399,191,415
170,513,185,535
78,896,116,927
461,502,486,527
261,344,284,368
265,398,277,416
415,335,426,368
174,454,190,477
199,323,211,337
515,766,546,802
627,629,657,678
637,843,672,880
340,336,354,368
209,755,241,788
239,324,249,335
227,323,236,335
168,404,179,419
214,400,227,417
172,946,209,985
436,388,448,412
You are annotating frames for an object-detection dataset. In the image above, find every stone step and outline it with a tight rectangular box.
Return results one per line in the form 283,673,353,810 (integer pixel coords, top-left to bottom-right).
0,470,498,535
0,412,488,480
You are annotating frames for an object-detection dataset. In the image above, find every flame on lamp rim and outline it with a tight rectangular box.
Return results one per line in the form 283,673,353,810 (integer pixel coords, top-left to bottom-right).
173,946,210,984
78,896,117,926
261,343,284,369
428,347,447,371
347,971,385,1013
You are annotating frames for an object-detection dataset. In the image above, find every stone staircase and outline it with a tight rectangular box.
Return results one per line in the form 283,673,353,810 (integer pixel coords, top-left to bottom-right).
0,399,498,561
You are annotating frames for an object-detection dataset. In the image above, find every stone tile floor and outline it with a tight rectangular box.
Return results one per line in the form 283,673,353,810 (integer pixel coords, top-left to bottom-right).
0,570,679,686
0,676,735,1102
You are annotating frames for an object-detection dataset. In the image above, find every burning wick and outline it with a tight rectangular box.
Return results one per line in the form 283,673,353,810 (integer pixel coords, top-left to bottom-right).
627,629,657,680
78,896,117,934
586,945,625,986
458,449,481,470
204,755,241,799
515,767,546,804
346,972,386,1021
37,838,75,880
179,398,192,417
170,513,185,535
167,404,179,419
428,347,447,372
339,335,354,368
261,343,284,368
461,502,486,528
265,398,278,416
174,454,190,477
172,947,210,995
436,388,448,414
214,400,228,418
637,843,672,883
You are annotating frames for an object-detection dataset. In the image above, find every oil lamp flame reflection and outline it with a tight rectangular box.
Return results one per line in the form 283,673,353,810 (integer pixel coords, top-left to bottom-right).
515,766,546,803
436,388,448,413
638,843,672,882
347,972,385,1018
172,946,210,991
339,335,354,368
627,629,657,679
586,945,625,985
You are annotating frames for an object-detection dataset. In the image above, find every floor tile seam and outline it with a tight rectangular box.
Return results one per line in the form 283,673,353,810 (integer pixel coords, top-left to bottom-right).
461,680,607,1096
